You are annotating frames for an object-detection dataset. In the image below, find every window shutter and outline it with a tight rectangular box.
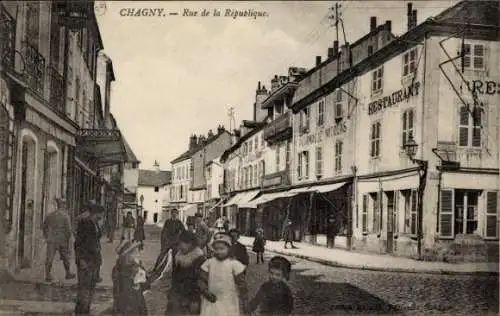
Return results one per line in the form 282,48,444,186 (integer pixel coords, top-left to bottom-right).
485,191,498,239
439,189,454,238
410,189,418,237
362,195,368,234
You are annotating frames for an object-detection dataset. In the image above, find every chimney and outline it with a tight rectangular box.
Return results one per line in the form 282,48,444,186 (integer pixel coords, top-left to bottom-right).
328,47,334,58
153,160,160,172
370,16,377,31
333,40,339,55
407,3,413,30
385,20,392,32
315,56,321,66
412,10,417,28
189,134,198,150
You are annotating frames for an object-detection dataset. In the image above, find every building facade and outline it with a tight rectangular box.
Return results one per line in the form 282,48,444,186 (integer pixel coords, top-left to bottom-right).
137,162,171,225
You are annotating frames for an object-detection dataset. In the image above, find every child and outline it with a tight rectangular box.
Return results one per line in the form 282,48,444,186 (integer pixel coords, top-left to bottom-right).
252,228,266,264
112,240,149,316
199,233,248,316
229,228,249,267
247,256,294,315
167,230,206,315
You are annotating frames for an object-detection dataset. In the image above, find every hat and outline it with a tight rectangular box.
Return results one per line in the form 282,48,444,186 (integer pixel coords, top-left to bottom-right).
116,240,140,257
269,256,292,280
211,232,232,248
178,230,198,246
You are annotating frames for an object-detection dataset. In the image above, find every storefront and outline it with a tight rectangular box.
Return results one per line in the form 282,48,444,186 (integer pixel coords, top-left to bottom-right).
221,190,260,232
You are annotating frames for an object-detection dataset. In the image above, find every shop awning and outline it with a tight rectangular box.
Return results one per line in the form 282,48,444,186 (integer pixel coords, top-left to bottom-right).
309,182,346,193
289,187,316,194
208,199,225,212
240,191,298,209
75,129,126,166
221,190,259,207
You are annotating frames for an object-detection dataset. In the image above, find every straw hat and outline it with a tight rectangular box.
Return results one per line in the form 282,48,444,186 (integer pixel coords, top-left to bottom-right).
211,232,232,248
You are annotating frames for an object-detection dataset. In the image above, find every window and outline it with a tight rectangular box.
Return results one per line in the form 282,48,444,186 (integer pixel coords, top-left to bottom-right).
300,107,310,133
315,146,323,178
285,142,291,170
402,108,414,146
248,166,253,188
362,195,368,234
371,193,381,233
334,141,343,173
259,160,265,179
253,164,258,186
297,151,309,180
207,185,212,199
249,140,253,153
261,134,265,148
154,186,159,192
463,43,485,70
454,190,479,235
206,166,212,179
387,191,398,234
275,145,280,172
459,105,482,147
317,99,325,126
335,90,343,123
50,5,61,64
403,48,417,76
370,122,381,158
254,136,259,151
303,151,310,180
371,66,383,93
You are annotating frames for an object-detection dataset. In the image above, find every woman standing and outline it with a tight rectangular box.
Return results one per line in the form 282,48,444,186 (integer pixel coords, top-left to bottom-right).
134,213,146,250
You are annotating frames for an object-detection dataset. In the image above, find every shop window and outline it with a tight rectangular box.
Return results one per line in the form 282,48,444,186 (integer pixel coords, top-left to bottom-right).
315,146,323,179
370,121,381,158
454,190,479,235
362,195,368,234
463,43,485,70
335,141,343,174
401,189,417,235
458,105,482,148
402,108,414,147
402,47,417,77
371,66,383,94
370,192,381,234
317,99,325,126
386,191,397,234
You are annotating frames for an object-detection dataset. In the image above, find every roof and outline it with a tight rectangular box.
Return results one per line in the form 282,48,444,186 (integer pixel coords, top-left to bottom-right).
171,130,231,164
138,169,171,187
220,123,267,163
122,136,140,163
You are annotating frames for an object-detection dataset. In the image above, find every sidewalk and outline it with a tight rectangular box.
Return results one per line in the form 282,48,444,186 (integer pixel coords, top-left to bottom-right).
239,236,499,275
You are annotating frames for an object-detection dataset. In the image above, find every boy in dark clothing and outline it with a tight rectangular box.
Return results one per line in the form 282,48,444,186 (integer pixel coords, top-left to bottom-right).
229,229,249,267
252,228,266,264
247,256,293,315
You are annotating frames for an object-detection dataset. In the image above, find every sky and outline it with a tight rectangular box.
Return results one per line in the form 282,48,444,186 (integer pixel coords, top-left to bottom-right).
95,0,459,171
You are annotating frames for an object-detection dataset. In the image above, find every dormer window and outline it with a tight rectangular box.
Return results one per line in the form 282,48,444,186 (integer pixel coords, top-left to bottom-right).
463,43,485,70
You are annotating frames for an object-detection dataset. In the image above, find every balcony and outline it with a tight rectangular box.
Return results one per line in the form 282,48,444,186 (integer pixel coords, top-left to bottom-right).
0,7,16,70
22,42,45,95
48,66,65,114
263,112,292,144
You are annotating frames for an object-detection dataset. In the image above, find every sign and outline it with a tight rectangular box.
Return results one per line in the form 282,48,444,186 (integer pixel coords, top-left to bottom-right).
298,121,347,147
368,81,421,115
467,80,500,95
262,176,282,188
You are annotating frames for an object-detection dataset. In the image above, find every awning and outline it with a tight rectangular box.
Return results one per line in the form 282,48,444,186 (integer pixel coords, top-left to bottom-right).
309,182,346,193
289,187,316,194
240,191,298,209
221,190,259,207
208,199,225,212
179,204,198,217
76,129,126,166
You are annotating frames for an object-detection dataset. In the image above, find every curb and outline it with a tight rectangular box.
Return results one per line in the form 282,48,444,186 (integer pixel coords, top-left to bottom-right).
243,245,499,276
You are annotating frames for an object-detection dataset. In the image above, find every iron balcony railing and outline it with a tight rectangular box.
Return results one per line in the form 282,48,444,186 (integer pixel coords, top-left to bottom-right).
263,112,292,143
22,42,46,95
48,65,65,113
0,6,16,70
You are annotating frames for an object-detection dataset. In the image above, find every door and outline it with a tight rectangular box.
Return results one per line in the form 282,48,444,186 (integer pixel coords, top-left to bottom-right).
17,145,28,263
386,191,395,253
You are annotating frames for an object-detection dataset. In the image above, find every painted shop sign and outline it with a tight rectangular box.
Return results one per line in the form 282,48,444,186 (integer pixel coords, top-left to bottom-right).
467,80,500,95
368,81,421,115
298,121,347,147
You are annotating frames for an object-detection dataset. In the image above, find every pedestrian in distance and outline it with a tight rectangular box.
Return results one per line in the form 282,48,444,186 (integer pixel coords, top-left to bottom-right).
112,240,150,316
166,230,206,315
42,197,76,282
74,201,104,315
122,211,136,241
151,209,185,274
246,256,294,315
252,228,266,264
134,212,146,250
283,220,297,249
199,232,248,316
229,228,249,269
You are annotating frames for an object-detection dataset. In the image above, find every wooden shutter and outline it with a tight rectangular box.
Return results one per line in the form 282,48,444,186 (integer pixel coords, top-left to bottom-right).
362,195,368,234
410,189,418,237
485,191,498,239
439,189,454,239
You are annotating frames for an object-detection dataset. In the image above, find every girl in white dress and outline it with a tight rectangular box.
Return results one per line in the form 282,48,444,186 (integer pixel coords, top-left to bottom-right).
199,232,248,316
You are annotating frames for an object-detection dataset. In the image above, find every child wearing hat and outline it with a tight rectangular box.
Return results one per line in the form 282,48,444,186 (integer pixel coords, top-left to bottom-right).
112,240,149,315
199,232,249,316
246,256,294,315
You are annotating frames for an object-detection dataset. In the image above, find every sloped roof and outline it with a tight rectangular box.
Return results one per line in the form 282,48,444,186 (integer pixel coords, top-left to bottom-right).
171,130,230,164
122,136,140,163
433,1,499,26
138,170,171,187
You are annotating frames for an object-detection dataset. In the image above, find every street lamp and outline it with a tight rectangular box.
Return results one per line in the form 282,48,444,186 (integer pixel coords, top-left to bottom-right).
403,134,428,260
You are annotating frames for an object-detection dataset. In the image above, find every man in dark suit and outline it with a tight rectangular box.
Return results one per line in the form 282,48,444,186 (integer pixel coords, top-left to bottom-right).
74,201,104,315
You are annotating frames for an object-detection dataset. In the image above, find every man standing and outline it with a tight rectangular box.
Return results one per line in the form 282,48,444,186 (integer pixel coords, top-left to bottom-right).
121,211,135,241
42,197,75,282
194,213,211,254
283,220,297,249
74,202,104,315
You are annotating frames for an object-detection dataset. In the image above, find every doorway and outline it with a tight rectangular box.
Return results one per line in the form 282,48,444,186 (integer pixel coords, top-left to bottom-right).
153,213,158,223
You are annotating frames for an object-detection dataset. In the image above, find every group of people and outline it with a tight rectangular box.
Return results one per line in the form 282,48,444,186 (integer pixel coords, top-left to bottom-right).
112,208,294,316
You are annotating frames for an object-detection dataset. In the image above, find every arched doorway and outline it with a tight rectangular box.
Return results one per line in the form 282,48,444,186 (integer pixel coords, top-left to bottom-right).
18,131,37,267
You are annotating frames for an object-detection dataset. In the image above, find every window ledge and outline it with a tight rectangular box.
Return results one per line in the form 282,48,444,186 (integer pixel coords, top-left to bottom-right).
371,90,383,98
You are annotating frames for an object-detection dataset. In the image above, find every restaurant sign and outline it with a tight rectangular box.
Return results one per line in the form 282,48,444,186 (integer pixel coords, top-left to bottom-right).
298,121,347,147
368,81,421,115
